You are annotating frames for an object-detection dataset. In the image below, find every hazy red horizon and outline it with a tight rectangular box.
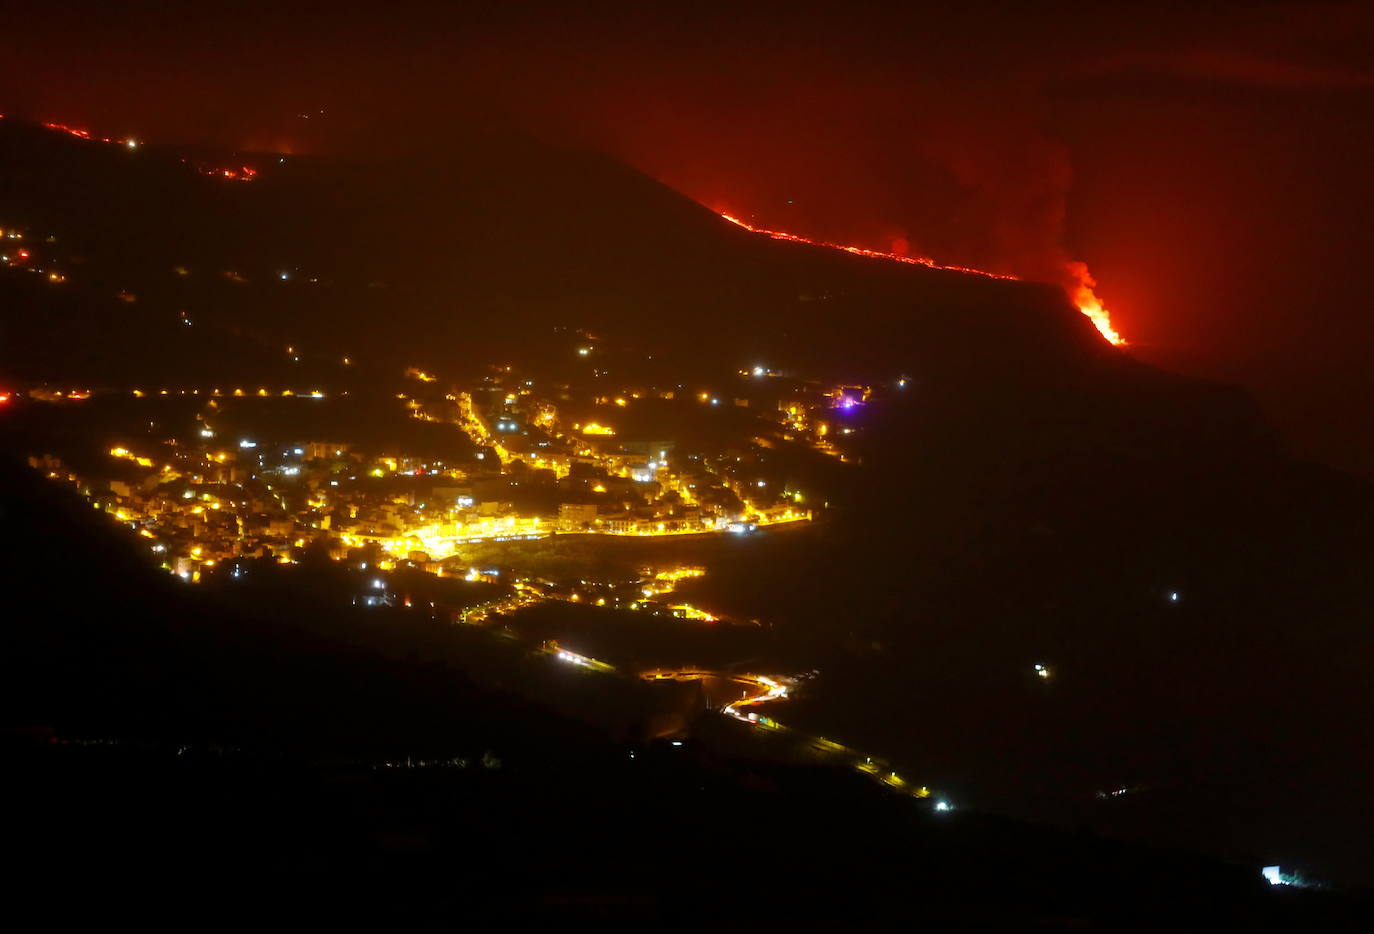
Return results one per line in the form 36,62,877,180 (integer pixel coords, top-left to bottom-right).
3,0,1371,472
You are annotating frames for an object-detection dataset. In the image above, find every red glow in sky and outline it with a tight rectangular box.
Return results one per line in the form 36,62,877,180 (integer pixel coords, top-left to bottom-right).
1,1,1371,469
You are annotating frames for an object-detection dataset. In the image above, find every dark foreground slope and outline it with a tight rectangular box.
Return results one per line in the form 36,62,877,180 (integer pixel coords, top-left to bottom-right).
3,457,1370,930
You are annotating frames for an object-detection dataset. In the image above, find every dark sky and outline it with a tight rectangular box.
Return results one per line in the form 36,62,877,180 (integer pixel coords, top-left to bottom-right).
4,0,1372,472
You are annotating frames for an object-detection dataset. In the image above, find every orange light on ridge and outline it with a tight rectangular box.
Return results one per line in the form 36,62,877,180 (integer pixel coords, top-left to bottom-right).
718,211,1125,345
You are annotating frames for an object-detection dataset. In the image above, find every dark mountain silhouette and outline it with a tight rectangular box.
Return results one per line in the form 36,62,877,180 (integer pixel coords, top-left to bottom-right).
0,116,1101,379
3,116,1374,899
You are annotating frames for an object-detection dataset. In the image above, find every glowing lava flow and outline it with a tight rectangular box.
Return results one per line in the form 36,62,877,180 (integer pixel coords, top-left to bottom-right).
42,121,138,148
720,212,1017,280
1063,261,1123,346
719,212,1125,345
1,116,259,183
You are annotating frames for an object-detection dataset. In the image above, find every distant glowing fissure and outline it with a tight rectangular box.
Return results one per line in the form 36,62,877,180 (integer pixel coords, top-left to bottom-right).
718,211,1125,345
6,114,1123,344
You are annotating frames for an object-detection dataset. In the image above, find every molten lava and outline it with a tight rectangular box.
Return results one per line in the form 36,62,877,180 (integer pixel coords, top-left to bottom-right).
719,212,1017,280
9,117,260,183
1063,261,1123,346
719,212,1125,345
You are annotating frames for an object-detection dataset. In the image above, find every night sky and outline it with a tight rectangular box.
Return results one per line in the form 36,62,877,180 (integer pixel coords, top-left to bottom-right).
4,0,1371,472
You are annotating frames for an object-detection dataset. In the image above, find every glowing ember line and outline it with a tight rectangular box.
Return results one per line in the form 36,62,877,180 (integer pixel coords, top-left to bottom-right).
720,212,1017,280
24,117,258,182
719,211,1125,345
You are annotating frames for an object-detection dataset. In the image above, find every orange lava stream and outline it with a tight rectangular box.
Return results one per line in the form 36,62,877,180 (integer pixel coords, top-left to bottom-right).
1064,261,1124,346
2,116,259,184
719,211,1125,345
720,212,1017,280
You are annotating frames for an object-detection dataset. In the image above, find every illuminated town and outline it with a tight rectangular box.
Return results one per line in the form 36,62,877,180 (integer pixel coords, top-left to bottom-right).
23,357,854,579
3,26,1366,917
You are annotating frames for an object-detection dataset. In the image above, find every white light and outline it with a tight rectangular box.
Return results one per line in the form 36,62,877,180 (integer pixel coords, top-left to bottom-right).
752,366,764,377
200,428,214,437
279,272,289,281
935,800,952,812
756,480,766,487
293,448,303,455
1262,866,1285,886
372,578,384,590
1168,591,1180,602
577,347,590,356
671,740,684,746
239,440,256,448
126,140,138,149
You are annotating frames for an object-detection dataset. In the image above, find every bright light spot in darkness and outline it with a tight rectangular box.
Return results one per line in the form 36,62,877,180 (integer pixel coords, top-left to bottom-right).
1262,866,1285,886
935,800,952,812
371,578,384,590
